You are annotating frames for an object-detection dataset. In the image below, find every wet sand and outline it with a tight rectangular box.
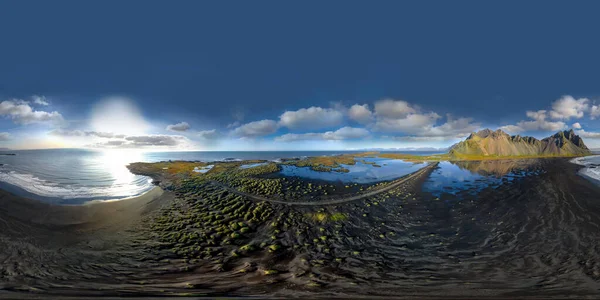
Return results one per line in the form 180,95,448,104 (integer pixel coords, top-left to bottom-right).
1,158,600,299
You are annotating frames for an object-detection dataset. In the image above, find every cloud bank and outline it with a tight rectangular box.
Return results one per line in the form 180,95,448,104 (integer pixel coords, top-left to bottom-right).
0,99,64,126
166,122,191,132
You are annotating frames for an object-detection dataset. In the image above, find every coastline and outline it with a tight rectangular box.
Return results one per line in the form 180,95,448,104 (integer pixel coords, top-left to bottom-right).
1,158,600,297
0,185,171,227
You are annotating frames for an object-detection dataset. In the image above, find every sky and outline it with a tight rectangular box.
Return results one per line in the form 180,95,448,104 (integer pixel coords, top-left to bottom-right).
1,0,600,151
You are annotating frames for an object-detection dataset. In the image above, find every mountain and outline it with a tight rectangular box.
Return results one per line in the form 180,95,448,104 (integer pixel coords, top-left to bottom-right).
449,129,591,158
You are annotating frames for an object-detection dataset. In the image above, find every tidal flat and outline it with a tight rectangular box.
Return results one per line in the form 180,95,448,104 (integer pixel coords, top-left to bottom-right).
1,155,600,299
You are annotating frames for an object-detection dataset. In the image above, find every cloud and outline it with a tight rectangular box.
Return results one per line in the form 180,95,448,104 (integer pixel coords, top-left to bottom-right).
374,99,418,119
548,95,589,120
387,135,459,142
88,134,190,148
591,105,600,120
124,135,188,146
500,110,567,133
348,104,373,124
0,100,64,126
575,129,600,139
166,121,191,132
371,99,441,134
197,129,220,140
0,132,11,141
372,112,442,133
385,117,480,142
572,122,582,129
32,95,49,106
418,116,480,138
49,129,126,139
279,106,343,130
499,125,524,133
231,119,279,138
275,127,369,142
366,99,480,141
226,121,241,129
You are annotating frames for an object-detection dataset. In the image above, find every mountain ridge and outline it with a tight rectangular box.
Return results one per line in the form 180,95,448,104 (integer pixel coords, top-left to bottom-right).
449,129,591,158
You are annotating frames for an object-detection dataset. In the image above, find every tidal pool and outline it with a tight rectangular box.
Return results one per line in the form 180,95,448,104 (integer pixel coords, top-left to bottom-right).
279,158,428,183
239,162,267,169
193,165,214,173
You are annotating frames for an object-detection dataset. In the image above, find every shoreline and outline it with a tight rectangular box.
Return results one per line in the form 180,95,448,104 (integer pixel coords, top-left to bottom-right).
0,176,157,206
1,157,600,297
0,152,596,206
0,185,170,227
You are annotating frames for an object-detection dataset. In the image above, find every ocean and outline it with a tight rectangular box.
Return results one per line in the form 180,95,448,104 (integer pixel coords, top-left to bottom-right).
0,149,443,204
571,154,600,185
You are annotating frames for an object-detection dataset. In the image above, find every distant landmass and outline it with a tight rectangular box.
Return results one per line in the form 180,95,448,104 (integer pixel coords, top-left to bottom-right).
355,147,449,152
450,129,591,158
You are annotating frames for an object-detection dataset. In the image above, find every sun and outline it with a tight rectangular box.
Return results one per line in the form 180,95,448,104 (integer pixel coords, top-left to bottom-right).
90,96,150,136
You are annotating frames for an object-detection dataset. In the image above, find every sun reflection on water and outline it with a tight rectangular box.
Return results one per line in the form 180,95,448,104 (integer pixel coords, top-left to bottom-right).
101,149,146,186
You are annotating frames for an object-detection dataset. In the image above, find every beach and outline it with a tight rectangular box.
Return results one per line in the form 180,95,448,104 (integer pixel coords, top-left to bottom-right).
0,158,600,298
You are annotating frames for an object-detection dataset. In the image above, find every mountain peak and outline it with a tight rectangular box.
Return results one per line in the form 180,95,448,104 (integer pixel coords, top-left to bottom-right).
469,128,509,139
451,129,590,158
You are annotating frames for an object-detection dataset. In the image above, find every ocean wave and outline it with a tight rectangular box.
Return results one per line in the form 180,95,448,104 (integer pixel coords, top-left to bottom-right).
570,155,600,183
0,170,154,200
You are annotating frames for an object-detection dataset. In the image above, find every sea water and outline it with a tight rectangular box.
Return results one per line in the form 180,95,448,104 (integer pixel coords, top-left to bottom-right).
0,149,439,203
571,155,600,184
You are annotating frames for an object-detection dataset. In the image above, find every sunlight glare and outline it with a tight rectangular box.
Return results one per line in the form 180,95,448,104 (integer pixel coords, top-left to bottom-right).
90,97,150,136
101,149,146,185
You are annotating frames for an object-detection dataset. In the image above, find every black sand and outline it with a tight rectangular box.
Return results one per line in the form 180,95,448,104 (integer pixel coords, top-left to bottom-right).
1,158,600,299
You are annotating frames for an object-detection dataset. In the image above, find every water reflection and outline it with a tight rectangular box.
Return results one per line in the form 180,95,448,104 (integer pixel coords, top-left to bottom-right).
280,158,428,183
423,159,542,196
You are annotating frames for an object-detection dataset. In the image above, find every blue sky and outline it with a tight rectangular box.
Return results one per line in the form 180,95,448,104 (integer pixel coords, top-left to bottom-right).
1,0,600,150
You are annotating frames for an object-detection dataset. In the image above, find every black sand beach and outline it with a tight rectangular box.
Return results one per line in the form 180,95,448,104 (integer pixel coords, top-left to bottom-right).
1,158,600,299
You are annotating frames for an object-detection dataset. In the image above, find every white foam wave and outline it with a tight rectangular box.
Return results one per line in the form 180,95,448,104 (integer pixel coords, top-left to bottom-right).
570,155,600,182
0,171,154,200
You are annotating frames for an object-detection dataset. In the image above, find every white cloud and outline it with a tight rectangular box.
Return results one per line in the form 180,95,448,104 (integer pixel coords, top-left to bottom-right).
124,135,188,146
500,110,567,133
388,136,459,142
226,121,241,129
419,116,480,138
572,122,582,129
548,95,589,120
32,95,49,106
0,100,64,126
575,129,600,139
372,112,441,133
374,99,417,119
197,129,219,140
279,106,343,130
348,104,373,124
385,117,479,142
275,126,369,142
368,99,480,140
499,125,525,133
0,132,11,141
166,121,191,132
49,129,126,138
591,105,600,120
231,119,279,138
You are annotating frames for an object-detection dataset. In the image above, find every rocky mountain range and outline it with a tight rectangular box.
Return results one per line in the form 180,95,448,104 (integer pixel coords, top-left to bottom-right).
449,129,591,158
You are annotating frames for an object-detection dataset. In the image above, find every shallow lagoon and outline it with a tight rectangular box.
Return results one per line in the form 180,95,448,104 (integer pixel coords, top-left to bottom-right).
239,162,268,169
423,160,543,197
280,157,428,183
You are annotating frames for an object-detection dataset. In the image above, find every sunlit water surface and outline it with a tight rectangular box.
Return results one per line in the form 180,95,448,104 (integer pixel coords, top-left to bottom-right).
0,149,439,204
